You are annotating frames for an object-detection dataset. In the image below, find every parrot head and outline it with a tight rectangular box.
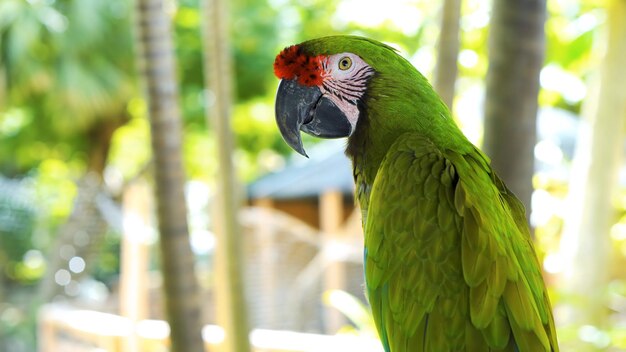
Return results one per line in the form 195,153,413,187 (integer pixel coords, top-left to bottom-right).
273,35,451,158
274,40,377,156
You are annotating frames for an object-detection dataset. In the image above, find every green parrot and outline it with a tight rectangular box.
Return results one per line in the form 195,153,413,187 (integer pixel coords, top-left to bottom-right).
273,36,558,352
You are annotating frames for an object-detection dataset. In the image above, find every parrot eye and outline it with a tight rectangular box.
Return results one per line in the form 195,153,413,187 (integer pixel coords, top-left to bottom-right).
338,57,352,70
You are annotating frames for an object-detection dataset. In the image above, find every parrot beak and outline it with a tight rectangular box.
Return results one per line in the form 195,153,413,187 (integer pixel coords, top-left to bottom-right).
275,79,352,157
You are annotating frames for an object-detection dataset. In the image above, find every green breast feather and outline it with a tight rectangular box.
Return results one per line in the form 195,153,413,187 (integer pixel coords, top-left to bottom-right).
362,133,558,352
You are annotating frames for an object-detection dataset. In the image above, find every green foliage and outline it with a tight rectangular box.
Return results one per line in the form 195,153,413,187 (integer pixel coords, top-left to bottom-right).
0,161,77,287
323,289,378,338
0,177,41,352
0,0,135,175
0,178,36,278
91,230,121,285
231,0,283,100
174,0,206,127
107,100,152,180
542,1,603,112
231,97,293,180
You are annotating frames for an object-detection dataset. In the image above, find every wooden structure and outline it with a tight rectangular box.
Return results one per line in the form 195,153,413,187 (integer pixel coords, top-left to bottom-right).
119,182,151,351
247,140,363,333
38,304,382,352
247,140,356,228
238,206,364,333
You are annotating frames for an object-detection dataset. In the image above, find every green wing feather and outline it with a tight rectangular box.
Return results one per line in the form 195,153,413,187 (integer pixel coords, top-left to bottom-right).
363,133,558,351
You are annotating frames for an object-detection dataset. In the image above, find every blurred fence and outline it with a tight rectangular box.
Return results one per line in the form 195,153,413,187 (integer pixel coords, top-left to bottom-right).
38,304,383,352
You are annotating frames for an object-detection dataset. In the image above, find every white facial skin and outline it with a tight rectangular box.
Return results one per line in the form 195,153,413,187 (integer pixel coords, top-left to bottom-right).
319,53,374,134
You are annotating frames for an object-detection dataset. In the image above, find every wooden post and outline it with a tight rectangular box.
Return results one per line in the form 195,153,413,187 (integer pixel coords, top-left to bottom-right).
37,308,56,352
319,190,346,333
254,198,276,328
120,181,151,352
201,0,251,350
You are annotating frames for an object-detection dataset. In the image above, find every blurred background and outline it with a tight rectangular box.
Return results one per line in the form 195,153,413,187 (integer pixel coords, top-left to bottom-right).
1,0,625,351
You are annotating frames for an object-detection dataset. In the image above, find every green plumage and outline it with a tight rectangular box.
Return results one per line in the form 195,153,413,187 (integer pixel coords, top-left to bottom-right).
295,36,559,351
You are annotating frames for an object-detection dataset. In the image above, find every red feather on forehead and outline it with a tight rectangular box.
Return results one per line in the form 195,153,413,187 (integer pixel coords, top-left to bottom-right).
274,45,326,87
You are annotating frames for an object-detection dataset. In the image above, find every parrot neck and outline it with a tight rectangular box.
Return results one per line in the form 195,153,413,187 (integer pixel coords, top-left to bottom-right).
346,81,471,186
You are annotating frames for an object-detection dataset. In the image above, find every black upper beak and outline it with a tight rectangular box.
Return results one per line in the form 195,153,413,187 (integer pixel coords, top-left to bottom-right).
275,79,352,157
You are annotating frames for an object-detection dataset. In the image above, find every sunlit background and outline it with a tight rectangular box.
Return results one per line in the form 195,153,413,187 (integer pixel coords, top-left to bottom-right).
1,0,624,351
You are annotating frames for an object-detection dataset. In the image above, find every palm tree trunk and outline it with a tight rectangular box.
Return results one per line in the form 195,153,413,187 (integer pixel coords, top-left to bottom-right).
483,0,546,222
201,0,251,351
134,1,204,351
559,0,626,344
433,0,462,110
